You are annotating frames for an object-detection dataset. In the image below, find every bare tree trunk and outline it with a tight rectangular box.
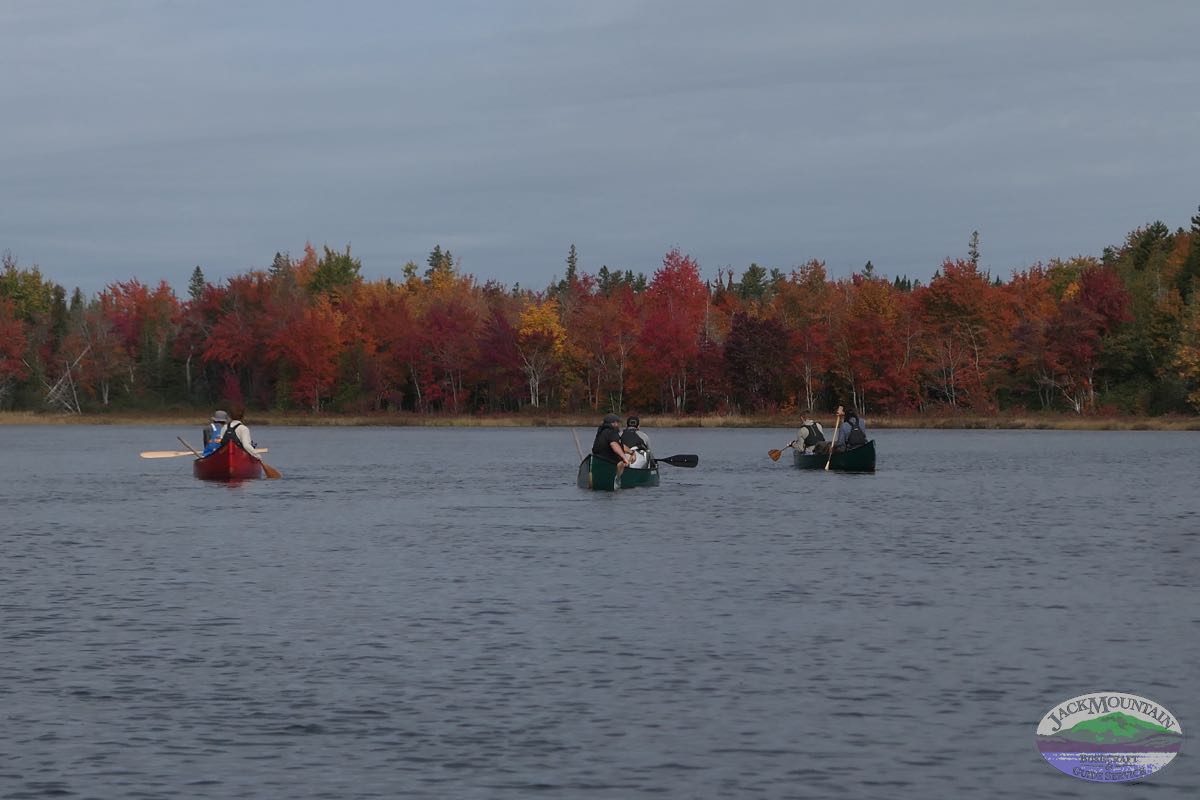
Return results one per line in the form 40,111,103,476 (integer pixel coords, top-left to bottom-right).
803,361,814,413
67,367,81,414
409,363,423,412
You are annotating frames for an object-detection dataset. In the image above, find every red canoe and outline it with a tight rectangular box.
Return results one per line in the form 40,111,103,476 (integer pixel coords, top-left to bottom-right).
193,437,264,480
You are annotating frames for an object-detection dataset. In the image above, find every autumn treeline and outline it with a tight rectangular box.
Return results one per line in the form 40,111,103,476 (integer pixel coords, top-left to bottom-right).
3,209,1200,417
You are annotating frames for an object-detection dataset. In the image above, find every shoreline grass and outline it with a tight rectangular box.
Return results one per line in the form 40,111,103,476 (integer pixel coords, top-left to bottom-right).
2,409,1197,431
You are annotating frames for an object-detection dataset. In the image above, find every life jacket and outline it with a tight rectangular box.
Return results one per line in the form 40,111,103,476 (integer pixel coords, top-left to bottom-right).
226,421,251,450
845,417,867,446
202,422,225,446
798,421,825,449
202,423,226,455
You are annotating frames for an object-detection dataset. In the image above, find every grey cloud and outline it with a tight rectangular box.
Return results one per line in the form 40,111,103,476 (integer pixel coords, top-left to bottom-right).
2,0,1198,295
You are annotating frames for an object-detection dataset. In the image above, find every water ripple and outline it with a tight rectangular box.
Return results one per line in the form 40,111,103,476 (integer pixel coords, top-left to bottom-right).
0,426,1196,798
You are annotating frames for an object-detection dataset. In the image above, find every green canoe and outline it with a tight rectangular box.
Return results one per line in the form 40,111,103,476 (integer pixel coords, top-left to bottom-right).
794,440,876,472
576,453,661,491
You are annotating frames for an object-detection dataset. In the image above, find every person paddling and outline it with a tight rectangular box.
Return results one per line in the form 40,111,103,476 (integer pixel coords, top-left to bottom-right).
796,418,825,453
834,406,869,449
592,413,633,467
225,407,262,458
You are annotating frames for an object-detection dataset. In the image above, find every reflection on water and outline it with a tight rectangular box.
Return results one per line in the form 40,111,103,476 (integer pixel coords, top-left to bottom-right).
1,425,1197,798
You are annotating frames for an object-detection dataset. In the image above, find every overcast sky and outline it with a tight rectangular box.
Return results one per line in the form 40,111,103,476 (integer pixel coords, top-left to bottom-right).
3,1,1198,297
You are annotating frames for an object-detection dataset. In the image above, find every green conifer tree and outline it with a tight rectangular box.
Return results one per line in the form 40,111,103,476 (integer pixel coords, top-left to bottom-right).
188,266,206,301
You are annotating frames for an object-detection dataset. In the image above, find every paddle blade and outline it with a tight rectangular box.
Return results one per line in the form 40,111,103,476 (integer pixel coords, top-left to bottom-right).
658,454,699,468
260,460,282,479
768,441,795,462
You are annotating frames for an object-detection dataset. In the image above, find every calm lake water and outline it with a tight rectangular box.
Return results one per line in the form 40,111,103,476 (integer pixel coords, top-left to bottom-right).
1,424,1196,798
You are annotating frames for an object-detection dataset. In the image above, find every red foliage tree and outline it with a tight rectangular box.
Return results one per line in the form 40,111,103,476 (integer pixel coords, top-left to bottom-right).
268,295,346,411
98,279,180,398
771,261,832,413
724,312,789,412
635,249,708,412
569,282,641,411
202,273,276,406
918,259,1012,411
1045,264,1132,412
1007,264,1060,408
0,299,29,405
475,300,525,412
416,276,484,413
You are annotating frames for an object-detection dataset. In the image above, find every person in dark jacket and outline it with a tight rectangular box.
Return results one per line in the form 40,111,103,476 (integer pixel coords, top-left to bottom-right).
592,413,633,466
620,415,651,468
834,406,869,448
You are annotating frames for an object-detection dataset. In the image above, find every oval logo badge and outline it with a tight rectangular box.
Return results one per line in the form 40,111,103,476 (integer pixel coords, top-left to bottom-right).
1037,692,1183,783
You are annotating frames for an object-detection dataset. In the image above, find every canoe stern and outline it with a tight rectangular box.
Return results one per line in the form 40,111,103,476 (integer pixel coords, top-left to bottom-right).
577,454,660,491
193,438,264,480
793,440,876,473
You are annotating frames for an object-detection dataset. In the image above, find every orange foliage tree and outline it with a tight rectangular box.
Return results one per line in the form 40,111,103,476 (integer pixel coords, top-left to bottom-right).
568,281,641,411
268,295,346,411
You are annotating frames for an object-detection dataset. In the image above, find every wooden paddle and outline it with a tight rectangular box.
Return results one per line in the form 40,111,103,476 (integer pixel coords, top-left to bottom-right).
768,441,796,461
142,447,268,459
178,436,201,456
655,454,699,468
825,407,844,471
571,428,584,461
141,450,199,459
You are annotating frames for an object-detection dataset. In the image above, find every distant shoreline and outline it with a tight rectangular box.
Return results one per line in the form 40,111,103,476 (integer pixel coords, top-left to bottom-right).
2,410,1197,431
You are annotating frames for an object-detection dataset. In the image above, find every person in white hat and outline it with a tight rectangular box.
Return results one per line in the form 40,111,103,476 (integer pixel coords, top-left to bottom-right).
202,410,230,456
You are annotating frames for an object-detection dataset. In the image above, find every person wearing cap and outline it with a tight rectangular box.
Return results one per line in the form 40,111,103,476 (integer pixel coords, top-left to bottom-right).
591,413,633,466
620,415,651,468
201,410,230,456
833,405,869,449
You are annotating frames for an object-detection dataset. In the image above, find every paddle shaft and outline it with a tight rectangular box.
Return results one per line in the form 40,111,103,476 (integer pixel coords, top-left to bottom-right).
142,447,269,459
825,410,844,471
